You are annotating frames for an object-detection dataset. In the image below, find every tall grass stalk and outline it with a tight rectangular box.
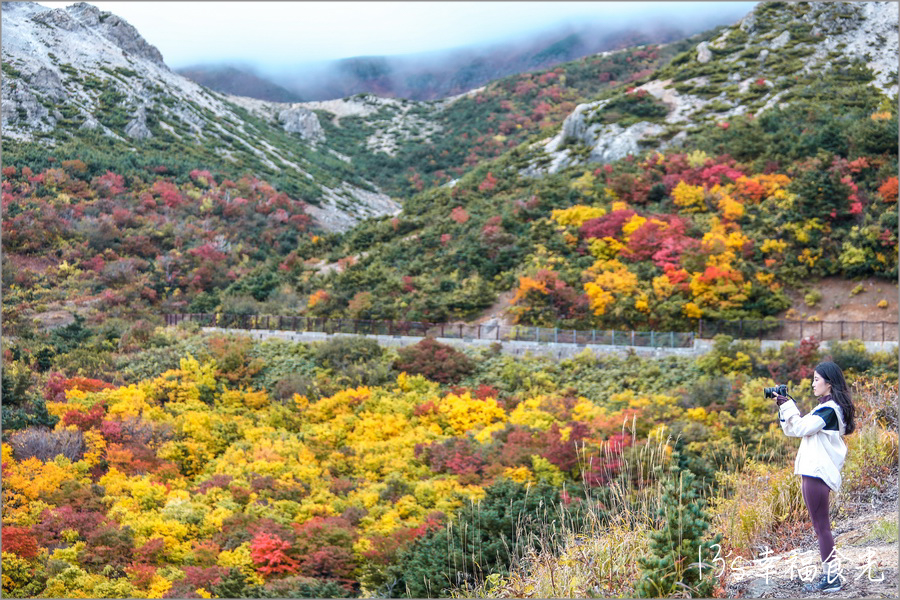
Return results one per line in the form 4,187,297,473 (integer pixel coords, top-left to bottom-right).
454,415,677,598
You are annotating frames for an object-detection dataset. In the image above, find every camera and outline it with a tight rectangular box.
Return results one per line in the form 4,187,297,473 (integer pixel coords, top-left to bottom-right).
764,384,788,399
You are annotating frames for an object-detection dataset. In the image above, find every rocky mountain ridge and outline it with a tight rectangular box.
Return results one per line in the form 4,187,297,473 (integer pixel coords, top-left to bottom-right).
0,1,399,232
524,1,899,176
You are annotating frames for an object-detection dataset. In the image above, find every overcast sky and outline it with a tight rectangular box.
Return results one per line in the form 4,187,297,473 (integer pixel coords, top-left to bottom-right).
38,2,758,70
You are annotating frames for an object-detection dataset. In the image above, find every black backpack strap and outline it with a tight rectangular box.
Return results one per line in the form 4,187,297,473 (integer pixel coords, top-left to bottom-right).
812,405,840,431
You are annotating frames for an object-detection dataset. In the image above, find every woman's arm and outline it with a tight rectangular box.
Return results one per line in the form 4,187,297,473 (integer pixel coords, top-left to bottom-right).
778,398,827,437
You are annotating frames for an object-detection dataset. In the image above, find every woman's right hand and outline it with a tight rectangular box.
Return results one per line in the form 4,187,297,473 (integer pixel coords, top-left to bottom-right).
775,394,790,406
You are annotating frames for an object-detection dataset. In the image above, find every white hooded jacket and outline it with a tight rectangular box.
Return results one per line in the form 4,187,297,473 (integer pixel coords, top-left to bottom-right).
778,395,847,492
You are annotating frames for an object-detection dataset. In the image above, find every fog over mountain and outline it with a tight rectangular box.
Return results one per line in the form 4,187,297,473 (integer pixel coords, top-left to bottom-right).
178,8,751,101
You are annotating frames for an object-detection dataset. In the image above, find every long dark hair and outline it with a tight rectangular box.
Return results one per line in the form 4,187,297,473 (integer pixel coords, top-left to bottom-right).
815,361,855,435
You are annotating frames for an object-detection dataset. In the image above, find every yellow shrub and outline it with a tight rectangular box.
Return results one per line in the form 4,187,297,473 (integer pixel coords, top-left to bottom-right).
672,181,707,212
551,204,606,227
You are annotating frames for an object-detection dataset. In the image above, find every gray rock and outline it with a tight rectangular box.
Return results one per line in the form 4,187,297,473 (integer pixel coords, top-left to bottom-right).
758,48,770,62
97,14,167,67
1,84,54,131
80,114,99,130
739,11,757,33
125,105,152,139
710,29,732,50
30,66,65,100
277,105,324,140
770,31,791,49
588,121,666,164
31,7,82,32
697,41,712,63
560,102,593,143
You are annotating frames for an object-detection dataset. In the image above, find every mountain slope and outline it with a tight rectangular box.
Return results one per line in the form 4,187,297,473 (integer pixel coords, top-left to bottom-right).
524,1,898,174
274,1,896,329
176,64,303,103
0,1,398,232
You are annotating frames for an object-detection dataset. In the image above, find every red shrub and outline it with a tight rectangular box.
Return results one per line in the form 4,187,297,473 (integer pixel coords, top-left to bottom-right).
767,337,821,385
538,422,591,473
3,526,39,559
580,209,637,240
291,517,358,582
134,537,166,565
394,338,475,384
62,403,106,431
879,176,898,203
250,532,299,575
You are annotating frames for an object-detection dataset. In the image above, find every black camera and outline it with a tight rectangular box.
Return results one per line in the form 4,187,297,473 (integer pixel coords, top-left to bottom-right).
764,384,788,399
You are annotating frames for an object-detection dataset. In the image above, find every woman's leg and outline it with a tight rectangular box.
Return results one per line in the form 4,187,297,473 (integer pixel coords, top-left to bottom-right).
801,475,835,564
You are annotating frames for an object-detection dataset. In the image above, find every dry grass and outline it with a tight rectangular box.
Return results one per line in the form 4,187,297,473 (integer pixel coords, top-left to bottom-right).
454,417,674,598
842,378,899,497
708,461,806,559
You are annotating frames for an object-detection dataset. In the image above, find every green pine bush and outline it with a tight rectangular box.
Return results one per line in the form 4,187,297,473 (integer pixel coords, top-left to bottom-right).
636,465,723,598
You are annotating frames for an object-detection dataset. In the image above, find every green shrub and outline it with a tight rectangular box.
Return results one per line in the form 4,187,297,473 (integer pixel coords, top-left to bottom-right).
315,336,384,370
636,466,722,598
825,340,874,373
803,289,823,307
391,479,568,598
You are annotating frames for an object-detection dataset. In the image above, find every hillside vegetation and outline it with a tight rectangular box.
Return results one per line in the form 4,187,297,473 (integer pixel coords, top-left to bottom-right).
2,325,897,597
1,2,898,598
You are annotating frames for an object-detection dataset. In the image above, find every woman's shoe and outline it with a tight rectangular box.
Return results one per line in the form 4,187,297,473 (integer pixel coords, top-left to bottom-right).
801,572,843,593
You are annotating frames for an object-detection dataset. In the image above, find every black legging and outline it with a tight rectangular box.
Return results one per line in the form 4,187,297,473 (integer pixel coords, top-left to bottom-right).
801,475,835,563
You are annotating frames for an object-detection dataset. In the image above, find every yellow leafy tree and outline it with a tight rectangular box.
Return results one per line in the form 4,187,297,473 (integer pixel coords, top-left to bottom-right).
583,259,639,316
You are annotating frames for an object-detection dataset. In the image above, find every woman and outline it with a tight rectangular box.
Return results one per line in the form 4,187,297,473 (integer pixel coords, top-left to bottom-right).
776,361,856,593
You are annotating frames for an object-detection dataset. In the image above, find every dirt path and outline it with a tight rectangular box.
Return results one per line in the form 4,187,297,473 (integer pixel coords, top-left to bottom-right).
725,467,899,598
779,277,895,324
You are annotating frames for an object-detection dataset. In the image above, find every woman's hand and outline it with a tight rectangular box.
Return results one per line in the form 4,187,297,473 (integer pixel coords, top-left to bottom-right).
775,394,790,406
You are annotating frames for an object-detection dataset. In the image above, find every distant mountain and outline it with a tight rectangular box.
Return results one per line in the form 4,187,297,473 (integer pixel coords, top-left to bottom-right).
269,22,723,101
176,64,303,103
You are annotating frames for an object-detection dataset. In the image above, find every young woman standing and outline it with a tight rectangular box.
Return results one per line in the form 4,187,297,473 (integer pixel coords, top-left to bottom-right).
776,361,856,593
